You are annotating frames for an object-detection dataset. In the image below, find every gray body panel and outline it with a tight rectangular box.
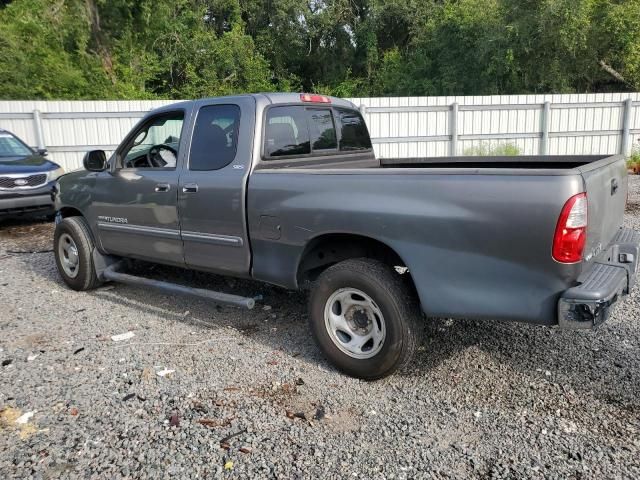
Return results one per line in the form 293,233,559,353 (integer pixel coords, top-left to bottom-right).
178,96,257,275
577,156,627,265
93,169,185,265
247,167,592,325
54,93,629,326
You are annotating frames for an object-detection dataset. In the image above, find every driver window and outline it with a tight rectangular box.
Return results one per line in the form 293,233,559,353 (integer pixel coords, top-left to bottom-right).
120,112,185,169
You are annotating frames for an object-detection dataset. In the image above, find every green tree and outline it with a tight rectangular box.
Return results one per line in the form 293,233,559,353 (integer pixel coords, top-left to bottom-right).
1,0,640,99
0,0,275,99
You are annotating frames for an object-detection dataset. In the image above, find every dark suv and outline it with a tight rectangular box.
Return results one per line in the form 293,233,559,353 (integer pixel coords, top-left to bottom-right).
0,129,64,219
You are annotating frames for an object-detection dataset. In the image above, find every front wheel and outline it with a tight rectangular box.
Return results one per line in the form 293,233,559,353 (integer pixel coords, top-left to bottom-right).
309,258,421,380
54,216,102,291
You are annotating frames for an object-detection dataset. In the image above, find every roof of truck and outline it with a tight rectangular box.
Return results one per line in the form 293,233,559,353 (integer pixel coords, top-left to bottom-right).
258,93,358,109
148,93,359,116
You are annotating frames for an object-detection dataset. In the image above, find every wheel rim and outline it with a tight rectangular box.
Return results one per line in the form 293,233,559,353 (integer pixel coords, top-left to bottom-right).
324,288,386,359
58,233,80,279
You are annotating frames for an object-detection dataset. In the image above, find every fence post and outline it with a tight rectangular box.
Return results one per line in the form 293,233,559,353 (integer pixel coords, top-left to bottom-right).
32,109,46,150
621,98,633,156
450,102,458,156
541,101,551,155
359,104,367,119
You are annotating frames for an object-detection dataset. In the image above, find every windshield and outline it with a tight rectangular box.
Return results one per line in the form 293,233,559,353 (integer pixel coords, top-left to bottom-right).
0,133,33,157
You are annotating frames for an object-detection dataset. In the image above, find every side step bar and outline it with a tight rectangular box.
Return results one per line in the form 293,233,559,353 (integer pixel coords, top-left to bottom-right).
101,262,256,310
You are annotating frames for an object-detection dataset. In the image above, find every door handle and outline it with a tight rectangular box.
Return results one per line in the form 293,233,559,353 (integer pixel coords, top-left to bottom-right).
155,183,170,192
182,183,199,193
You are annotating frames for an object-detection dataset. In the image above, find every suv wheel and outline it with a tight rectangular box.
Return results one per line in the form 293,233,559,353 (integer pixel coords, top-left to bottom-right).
54,216,101,291
309,258,421,380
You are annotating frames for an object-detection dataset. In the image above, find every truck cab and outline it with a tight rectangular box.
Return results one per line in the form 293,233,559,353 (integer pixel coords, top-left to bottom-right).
66,94,371,275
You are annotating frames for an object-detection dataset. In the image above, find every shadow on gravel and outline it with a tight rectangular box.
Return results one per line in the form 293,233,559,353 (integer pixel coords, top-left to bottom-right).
411,314,640,411
30,256,325,364
23,249,640,410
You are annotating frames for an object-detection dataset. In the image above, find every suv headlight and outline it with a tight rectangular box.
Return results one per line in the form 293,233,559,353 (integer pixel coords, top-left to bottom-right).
47,167,65,182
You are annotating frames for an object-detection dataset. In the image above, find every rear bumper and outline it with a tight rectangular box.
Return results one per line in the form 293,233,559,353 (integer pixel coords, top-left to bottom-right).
558,227,640,329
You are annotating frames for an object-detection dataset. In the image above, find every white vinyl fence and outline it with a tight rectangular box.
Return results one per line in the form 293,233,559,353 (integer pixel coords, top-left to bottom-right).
1,93,639,172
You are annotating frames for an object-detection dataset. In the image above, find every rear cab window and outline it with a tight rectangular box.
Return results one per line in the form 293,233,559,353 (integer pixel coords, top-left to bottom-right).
307,109,337,151
335,108,371,151
263,105,370,160
264,106,310,157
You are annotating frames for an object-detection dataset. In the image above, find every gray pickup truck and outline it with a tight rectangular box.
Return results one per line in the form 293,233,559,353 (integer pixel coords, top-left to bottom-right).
53,93,640,379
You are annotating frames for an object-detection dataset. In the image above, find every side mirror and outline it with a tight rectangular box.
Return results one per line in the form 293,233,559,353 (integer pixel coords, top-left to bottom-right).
83,150,107,172
37,148,48,156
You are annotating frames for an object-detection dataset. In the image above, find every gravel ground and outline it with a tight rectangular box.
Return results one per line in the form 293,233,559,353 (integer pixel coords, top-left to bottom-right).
1,180,640,480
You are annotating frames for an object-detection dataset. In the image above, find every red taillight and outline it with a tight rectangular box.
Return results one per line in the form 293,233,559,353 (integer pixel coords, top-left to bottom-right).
552,192,588,263
300,93,331,104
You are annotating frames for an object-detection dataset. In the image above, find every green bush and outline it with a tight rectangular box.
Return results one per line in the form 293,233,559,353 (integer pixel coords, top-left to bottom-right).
463,143,521,156
627,146,640,171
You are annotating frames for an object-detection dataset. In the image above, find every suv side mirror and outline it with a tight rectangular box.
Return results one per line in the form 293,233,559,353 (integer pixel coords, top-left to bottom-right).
37,148,48,156
83,150,107,172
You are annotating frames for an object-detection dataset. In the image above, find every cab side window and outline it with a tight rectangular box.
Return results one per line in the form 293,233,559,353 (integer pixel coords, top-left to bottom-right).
120,112,184,169
189,105,241,171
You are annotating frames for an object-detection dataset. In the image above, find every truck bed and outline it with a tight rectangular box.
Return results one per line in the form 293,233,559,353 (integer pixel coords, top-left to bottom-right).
380,155,611,170
250,153,627,325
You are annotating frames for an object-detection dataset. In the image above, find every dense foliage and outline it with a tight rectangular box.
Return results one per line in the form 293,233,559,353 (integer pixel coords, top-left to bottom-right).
0,0,639,99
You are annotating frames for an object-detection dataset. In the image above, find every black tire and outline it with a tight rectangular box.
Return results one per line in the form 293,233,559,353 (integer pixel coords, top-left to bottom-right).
54,216,102,291
309,258,421,380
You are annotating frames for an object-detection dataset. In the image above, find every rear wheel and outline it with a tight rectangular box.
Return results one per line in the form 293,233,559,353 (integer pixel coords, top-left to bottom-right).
54,216,101,291
309,258,421,380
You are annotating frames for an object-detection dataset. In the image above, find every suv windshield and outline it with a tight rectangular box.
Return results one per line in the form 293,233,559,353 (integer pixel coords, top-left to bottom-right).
0,132,33,157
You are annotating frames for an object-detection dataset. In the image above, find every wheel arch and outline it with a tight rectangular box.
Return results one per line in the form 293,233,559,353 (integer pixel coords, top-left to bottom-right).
56,206,105,254
58,206,84,219
296,232,419,299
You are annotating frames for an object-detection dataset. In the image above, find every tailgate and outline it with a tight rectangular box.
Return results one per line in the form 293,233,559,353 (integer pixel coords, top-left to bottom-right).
578,155,627,264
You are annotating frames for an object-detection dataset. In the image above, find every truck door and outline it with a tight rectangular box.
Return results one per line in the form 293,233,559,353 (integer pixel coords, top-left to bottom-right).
91,110,188,266
178,98,255,274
